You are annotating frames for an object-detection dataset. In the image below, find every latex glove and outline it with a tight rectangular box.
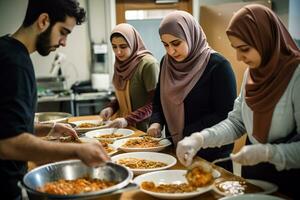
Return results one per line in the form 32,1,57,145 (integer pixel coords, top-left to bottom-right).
99,107,113,120
147,123,162,138
107,118,128,128
47,122,78,140
230,144,272,166
176,133,204,167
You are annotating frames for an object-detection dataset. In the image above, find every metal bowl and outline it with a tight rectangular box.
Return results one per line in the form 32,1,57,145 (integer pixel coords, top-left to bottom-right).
23,160,133,199
35,112,73,123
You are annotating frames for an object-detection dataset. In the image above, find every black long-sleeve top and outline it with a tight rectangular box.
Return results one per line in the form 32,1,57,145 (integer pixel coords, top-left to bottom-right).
150,53,237,168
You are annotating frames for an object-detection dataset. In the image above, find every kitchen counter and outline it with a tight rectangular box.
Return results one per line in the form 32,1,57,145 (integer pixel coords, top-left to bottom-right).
37,91,112,116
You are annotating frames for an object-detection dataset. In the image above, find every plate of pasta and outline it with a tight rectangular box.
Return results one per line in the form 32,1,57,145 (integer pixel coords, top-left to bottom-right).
111,152,177,175
85,128,134,142
79,137,118,156
112,137,172,152
133,169,220,199
72,120,110,133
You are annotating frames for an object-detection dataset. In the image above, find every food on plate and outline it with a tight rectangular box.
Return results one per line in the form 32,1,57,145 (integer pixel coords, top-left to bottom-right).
77,122,104,128
141,181,197,193
140,162,215,193
214,178,264,195
43,137,115,154
43,136,81,143
38,177,117,195
99,140,115,154
95,133,124,139
186,161,213,187
122,137,162,148
215,179,247,195
117,158,167,169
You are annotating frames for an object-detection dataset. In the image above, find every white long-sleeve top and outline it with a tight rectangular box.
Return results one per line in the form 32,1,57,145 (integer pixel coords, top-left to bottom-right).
200,65,300,170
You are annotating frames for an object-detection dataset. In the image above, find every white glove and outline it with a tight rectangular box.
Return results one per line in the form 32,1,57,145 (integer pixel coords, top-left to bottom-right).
176,133,204,167
147,123,162,138
47,122,78,139
107,118,128,128
230,144,273,166
99,107,113,120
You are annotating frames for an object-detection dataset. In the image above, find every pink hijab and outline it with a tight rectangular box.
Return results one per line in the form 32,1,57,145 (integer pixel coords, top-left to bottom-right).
111,23,152,90
226,4,300,143
159,11,215,144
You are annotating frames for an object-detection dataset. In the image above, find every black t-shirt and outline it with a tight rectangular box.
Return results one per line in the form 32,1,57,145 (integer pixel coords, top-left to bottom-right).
0,35,37,199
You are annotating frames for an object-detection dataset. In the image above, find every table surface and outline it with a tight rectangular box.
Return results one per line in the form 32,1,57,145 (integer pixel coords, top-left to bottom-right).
29,115,287,200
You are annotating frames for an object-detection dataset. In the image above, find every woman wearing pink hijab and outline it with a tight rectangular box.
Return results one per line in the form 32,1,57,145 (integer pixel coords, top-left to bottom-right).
147,11,237,171
99,23,159,132
177,5,300,198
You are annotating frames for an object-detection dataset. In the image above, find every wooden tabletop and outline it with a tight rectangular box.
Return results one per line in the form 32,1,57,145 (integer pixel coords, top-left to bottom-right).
67,116,260,200
29,115,285,200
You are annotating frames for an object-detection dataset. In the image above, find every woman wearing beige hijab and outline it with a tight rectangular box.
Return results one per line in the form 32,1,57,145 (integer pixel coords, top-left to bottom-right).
177,5,300,198
100,23,159,132
147,11,237,171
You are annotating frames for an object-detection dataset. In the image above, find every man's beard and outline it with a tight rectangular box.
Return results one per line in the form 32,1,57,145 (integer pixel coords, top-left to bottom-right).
36,25,59,56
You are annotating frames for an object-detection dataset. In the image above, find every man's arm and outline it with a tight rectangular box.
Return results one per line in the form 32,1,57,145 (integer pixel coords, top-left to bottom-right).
0,133,109,166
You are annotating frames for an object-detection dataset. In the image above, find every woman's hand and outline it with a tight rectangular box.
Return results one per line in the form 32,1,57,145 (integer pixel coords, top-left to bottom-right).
176,133,204,167
147,123,162,137
99,107,113,120
107,118,128,128
47,123,78,139
230,144,273,166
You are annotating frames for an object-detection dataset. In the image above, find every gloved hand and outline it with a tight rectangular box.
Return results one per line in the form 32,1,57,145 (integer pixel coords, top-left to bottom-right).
176,133,204,167
147,123,162,138
230,144,273,166
47,122,78,139
99,107,113,120
107,118,128,128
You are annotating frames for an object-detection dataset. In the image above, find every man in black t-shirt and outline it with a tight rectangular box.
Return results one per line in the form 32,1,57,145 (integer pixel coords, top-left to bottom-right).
0,1,110,199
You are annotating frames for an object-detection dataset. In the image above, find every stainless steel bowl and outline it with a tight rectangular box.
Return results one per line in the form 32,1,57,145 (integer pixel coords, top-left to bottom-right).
35,112,73,123
23,160,133,199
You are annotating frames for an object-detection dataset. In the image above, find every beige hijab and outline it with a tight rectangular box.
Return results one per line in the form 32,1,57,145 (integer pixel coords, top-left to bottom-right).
159,11,215,144
226,4,300,143
111,23,152,90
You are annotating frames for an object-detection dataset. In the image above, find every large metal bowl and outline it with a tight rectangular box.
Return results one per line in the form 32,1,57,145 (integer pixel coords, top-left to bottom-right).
35,112,73,123
23,160,133,199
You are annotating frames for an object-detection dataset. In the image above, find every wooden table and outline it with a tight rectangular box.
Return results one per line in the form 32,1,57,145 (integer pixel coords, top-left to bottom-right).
67,115,265,200
29,115,286,200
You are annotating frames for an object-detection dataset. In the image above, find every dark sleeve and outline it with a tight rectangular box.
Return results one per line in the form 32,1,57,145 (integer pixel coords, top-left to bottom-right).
0,66,33,139
183,59,237,134
125,90,154,125
149,60,166,128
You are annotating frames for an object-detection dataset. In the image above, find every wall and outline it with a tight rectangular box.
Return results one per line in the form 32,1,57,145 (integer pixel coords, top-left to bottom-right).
289,0,300,46
87,0,116,86
0,0,91,88
193,0,289,27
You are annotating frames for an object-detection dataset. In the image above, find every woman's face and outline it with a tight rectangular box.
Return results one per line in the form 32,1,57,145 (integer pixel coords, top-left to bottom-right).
161,34,189,62
111,36,132,61
228,35,261,69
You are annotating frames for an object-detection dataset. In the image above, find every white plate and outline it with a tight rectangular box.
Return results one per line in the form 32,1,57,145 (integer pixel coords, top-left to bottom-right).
79,137,118,156
133,169,221,199
246,179,278,195
73,120,109,133
112,137,172,152
220,194,285,200
85,128,134,142
111,152,177,175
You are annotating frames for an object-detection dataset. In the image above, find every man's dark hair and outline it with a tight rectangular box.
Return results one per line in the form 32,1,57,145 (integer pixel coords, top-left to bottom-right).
22,0,86,27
